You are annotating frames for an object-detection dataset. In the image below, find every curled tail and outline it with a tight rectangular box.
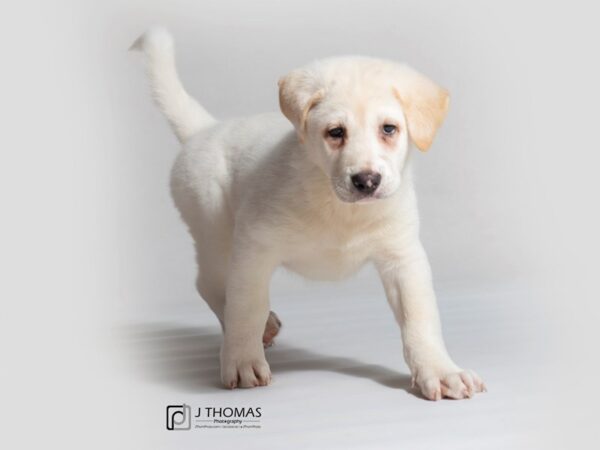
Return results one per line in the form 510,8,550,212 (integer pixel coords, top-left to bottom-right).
130,27,215,142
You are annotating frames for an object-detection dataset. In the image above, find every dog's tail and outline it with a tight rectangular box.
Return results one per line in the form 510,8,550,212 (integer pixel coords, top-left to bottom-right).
130,27,216,142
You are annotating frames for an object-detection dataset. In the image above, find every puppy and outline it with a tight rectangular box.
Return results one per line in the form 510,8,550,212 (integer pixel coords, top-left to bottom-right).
131,28,485,400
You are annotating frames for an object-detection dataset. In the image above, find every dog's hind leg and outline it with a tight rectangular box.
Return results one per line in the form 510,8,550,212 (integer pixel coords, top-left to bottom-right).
263,311,282,348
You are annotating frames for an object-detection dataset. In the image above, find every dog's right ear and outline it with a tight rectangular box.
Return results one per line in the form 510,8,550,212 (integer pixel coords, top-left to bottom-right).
278,69,324,141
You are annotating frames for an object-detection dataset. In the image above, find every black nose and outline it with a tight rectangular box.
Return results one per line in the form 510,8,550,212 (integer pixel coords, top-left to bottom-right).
351,171,381,195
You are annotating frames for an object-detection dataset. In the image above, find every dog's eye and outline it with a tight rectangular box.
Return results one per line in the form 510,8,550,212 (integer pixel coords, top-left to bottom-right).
327,127,345,139
382,124,397,135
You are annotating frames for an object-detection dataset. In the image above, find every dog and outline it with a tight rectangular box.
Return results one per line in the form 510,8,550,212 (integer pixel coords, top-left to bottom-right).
131,28,485,400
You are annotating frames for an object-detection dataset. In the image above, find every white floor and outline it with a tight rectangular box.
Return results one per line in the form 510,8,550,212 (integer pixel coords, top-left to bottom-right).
111,278,553,449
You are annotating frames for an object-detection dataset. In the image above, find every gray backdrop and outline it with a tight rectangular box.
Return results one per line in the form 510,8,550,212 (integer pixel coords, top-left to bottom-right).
1,1,598,449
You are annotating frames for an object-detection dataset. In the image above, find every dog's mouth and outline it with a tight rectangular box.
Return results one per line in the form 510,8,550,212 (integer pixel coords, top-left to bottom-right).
333,181,401,204
332,184,387,203
354,193,383,203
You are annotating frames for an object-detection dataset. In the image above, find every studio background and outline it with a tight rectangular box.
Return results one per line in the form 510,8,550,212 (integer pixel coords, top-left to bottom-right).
1,1,598,449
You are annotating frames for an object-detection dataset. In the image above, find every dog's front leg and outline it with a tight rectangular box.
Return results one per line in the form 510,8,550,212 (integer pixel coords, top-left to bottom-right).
220,243,275,389
375,242,486,400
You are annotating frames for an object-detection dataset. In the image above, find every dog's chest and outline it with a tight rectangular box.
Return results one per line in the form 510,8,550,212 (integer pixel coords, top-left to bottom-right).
281,221,378,281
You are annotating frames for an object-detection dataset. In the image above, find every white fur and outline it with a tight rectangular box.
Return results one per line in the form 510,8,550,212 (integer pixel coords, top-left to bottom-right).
131,28,485,400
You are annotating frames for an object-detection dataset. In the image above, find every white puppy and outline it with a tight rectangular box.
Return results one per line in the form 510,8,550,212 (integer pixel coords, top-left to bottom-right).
132,28,485,400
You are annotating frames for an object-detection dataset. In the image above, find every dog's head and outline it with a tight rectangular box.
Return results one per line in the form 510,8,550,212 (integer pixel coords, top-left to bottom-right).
278,57,449,203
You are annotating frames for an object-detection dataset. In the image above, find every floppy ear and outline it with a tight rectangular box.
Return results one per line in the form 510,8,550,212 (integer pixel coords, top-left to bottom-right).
392,67,450,152
278,68,324,140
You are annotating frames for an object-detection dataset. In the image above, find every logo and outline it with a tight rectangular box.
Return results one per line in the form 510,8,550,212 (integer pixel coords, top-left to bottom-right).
165,404,262,430
166,404,192,430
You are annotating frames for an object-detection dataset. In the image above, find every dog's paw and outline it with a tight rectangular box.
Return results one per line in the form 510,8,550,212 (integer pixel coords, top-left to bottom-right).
220,348,271,389
263,311,282,348
415,368,486,401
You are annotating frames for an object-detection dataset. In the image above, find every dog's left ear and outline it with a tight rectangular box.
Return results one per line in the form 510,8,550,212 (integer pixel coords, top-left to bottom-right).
392,66,450,152
278,69,324,140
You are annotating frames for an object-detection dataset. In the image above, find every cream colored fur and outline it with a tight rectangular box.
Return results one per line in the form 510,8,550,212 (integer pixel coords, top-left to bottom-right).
131,27,485,400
